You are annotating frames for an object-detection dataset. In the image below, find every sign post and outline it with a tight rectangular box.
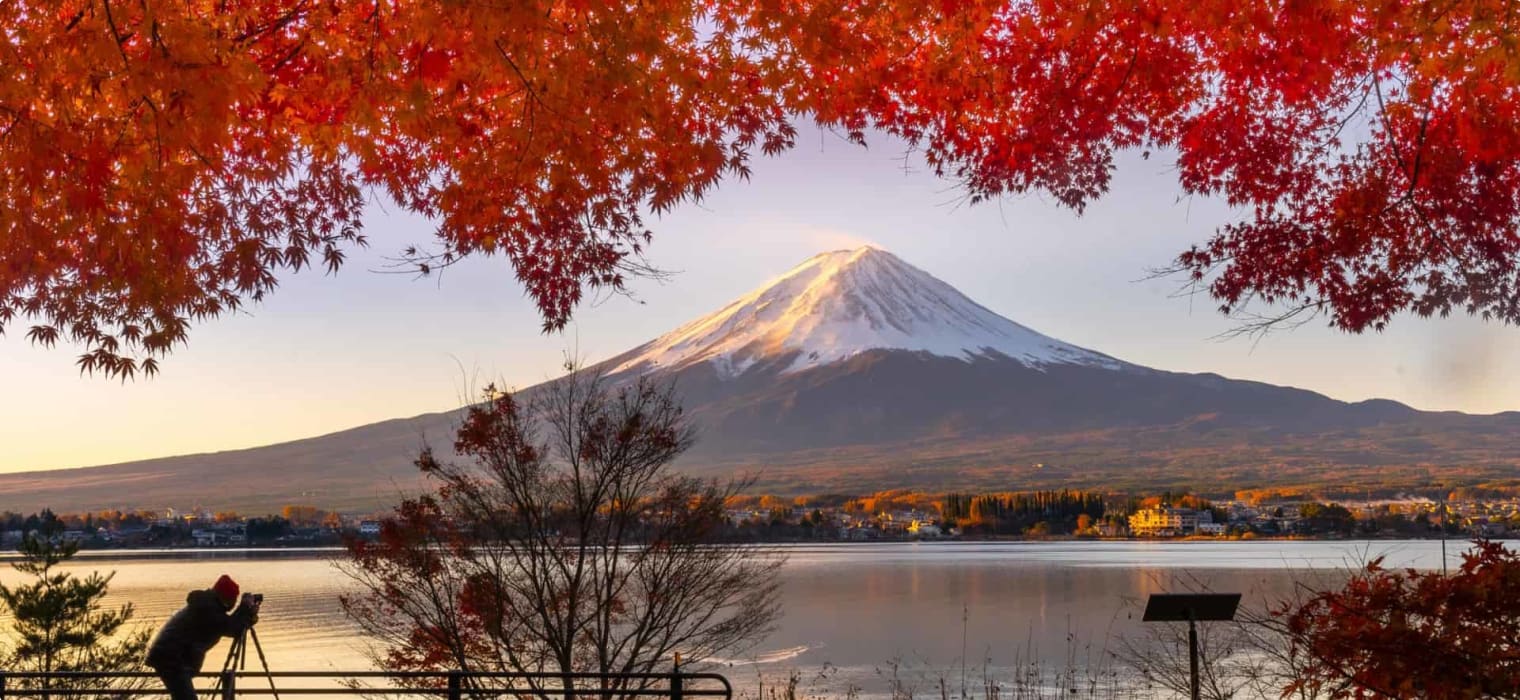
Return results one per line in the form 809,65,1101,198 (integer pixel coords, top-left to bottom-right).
1142,593,1241,700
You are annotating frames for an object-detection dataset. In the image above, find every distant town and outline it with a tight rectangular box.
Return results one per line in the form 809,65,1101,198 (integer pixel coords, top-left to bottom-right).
3,488,1518,550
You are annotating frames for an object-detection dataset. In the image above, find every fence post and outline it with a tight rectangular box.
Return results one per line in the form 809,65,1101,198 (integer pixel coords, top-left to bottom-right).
222,670,236,700
1,670,6,700
447,671,462,700
671,660,684,700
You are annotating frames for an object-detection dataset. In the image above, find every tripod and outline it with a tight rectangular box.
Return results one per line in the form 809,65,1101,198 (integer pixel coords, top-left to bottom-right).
213,623,280,700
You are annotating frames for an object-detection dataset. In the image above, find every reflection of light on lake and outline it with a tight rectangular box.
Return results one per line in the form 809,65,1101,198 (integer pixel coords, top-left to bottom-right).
0,540,1486,697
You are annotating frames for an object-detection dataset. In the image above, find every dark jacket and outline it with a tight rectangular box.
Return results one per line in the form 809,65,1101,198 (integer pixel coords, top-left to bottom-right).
145,589,255,671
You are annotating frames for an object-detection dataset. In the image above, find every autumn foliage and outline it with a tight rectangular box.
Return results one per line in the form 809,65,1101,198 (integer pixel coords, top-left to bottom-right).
4,1,1519,376
337,371,780,684
1281,540,1520,699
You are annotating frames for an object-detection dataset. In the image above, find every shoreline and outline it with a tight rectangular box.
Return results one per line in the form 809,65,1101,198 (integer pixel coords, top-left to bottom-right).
3,536,1512,564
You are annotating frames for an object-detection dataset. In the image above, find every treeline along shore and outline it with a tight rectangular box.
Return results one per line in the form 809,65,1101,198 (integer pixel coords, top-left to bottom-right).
5,485,1518,549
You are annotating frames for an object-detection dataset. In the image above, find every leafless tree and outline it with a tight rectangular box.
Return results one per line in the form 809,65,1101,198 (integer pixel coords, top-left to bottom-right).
337,367,783,699
1117,616,1251,700
1116,569,1340,700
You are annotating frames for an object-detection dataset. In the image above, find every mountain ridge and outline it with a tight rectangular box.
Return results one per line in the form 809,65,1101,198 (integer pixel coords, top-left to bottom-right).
3,246,1519,512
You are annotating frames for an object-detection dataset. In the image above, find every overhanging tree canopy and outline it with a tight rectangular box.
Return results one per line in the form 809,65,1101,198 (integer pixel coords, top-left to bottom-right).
3,0,1517,377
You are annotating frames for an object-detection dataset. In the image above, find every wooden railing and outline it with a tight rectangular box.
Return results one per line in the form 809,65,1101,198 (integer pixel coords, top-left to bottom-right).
0,670,732,700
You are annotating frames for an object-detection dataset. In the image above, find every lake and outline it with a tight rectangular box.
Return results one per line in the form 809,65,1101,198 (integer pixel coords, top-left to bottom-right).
0,540,1489,697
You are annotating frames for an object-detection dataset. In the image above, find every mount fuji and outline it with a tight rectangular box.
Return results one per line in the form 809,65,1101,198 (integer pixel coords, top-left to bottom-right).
606,246,1125,378
6,246,1520,511
584,247,1419,455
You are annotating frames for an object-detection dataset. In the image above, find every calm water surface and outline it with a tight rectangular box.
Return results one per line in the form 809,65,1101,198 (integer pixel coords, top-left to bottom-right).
0,540,1490,695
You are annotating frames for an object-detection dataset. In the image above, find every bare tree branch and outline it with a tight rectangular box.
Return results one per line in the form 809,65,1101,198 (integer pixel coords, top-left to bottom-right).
337,366,783,700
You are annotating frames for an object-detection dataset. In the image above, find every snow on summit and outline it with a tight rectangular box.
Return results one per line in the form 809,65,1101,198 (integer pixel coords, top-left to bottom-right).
614,246,1124,377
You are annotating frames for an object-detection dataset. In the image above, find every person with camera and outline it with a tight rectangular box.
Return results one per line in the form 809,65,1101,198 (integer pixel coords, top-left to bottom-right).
145,574,261,700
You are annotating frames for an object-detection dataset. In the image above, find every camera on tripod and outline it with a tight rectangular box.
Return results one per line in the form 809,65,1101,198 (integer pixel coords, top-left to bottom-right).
218,591,278,700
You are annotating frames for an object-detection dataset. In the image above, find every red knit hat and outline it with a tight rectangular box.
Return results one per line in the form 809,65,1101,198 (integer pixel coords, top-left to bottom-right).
212,574,240,604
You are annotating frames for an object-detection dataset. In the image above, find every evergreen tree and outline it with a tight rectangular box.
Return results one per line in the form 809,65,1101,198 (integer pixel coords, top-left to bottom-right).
0,525,150,698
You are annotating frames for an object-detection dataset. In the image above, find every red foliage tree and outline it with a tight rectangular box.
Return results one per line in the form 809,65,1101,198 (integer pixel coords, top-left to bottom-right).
337,370,781,690
4,1,1517,376
1281,540,1520,698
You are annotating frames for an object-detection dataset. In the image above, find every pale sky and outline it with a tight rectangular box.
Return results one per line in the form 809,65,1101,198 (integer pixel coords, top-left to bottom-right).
5,128,1519,474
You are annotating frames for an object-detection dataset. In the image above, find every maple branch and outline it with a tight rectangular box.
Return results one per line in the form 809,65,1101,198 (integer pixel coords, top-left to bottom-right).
99,0,134,69
1150,250,1232,293
1403,109,1431,202
1370,77,1434,206
139,95,166,172
362,0,385,80
492,39,551,180
1365,77,1473,294
494,39,568,121
0,108,22,141
1325,75,1376,144
231,0,312,44
1094,38,1145,120
1064,30,1126,103
63,9,87,32
269,37,308,73
1420,0,1465,34
1383,106,1464,270
149,17,169,59
1211,299,1323,342
183,141,217,170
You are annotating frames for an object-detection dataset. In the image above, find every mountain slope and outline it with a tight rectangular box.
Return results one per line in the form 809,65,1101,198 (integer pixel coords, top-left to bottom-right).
4,246,1519,513
609,246,1124,377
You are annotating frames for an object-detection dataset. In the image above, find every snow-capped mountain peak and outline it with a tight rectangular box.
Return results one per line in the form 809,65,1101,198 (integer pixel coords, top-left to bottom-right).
613,246,1124,378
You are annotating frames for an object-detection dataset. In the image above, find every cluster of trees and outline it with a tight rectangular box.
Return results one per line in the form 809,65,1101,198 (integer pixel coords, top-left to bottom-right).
1133,492,1216,510
943,490,1107,536
1,506,337,530
0,509,156,536
7,0,1520,378
724,494,853,511
1290,502,1508,538
0,521,150,696
0,509,189,546
278,505,347,529
723,494,852,536
1235,482,1520,506
0,509,338,548
1447,485,1520,500
842,490,944,515
724,508,834,542
1294,503,1358,535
